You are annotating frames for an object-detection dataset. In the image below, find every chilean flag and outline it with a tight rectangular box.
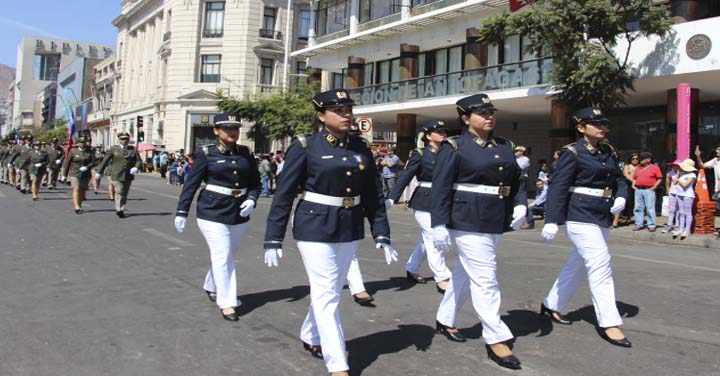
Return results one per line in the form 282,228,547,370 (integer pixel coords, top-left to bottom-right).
510,0,535,12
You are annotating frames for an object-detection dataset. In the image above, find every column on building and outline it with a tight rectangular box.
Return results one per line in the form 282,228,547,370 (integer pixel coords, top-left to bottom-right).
345,56,365,89
396,43,419,160
670,0,698,22
549,100,574,154
349,0,360,35
464,27,488,70
666,87,700,157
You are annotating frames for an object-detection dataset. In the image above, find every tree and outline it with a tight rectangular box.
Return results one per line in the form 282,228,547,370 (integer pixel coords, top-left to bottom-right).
478,0,672,109
216,81,320,141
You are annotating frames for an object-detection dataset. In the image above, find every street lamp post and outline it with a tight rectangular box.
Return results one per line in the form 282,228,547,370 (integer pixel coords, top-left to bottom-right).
282,0,293,90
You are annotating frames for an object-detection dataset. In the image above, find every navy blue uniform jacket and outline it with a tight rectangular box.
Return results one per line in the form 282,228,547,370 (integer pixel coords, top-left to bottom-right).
546,138,629,227
431,132,527,233
176,144,261,225
263,129,391,249
387,146,436,212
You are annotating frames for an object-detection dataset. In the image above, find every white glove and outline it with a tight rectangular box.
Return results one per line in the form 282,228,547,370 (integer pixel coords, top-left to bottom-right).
34,163,42,168
541,223,559,242
264,248,283,267
376,243,399,265
95,173,102,180
59,176,67,183
55,159,62,165
510,205,528,230
174,216,187,233
129,167,138,175
384,199,394,209
432,225,451,253
239,199,256,217
79,166,88,172
610,197,626,215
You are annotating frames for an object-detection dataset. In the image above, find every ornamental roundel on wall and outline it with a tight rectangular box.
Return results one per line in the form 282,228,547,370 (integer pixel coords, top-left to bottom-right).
686,34,712,60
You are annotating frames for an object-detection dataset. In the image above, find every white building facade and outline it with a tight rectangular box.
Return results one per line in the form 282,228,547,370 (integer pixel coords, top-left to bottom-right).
294,0,720,179
112,0,312,154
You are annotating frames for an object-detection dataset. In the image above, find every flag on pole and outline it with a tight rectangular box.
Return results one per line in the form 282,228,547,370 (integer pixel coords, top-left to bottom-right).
510,0,535,12
63,100,76,158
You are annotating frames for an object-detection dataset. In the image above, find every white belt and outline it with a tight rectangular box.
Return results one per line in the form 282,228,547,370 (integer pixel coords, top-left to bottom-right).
205,184,247,197
302,191,361,208
417,181,432,188
569,186,613,198
453,183,511,197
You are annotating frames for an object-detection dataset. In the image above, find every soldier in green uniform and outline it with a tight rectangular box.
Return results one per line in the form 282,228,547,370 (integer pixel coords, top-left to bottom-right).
60,136,96,214
95,132,143,218
6,138,22,187
0,143,8,184
29,141,49,201
11,134,33,194
91,146,105,195
45,138,65,189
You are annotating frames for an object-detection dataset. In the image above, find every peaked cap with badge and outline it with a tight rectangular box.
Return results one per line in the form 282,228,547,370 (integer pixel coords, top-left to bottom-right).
312,89,356,111
456,93,497,115
422,120,448,134
572,107,609,124
214,113,243,128
117,132,131,139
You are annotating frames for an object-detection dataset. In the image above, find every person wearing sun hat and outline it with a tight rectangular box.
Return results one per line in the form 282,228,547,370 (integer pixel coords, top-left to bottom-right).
670,159,697,238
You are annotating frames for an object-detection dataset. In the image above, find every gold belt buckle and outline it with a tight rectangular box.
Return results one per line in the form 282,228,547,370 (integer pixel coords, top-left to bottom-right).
232,189,244,197
499,186,511,197
342,196,355,208
602,188,613,198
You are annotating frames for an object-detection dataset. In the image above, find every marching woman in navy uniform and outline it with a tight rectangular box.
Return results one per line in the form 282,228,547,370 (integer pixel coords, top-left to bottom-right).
431,94,527,370
263,89,398,376
386,120,452,292
174,113,261,321
539,107,631,347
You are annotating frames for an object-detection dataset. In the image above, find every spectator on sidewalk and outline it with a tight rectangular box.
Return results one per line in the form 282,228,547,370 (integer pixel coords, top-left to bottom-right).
632,152,663,232
159,152,168,179
258,154,272,197
672,159,697,239
663,162,680,234
537,161,550,183
618,153,639,226
695,145,720,218
522,178,547,230
380,148,401,198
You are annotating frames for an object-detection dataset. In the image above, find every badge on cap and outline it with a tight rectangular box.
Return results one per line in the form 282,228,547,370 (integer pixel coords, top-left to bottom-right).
482,97,491,104
336,91,348,99
437,121,444,126
228,115,237,122
593,109,602,115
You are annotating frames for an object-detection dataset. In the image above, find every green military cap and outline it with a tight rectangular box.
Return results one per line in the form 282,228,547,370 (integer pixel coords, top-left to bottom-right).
117,132,131,139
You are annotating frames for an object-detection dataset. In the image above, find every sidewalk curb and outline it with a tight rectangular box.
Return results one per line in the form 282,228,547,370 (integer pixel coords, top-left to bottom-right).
610,228,720,249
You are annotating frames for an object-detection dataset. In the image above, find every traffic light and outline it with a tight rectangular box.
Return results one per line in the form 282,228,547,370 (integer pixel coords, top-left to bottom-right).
136,115,144,143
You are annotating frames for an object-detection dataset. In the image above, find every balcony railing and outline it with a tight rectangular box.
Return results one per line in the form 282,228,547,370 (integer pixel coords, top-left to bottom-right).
259,29,282,40
256,84,279,94
347,57,553,107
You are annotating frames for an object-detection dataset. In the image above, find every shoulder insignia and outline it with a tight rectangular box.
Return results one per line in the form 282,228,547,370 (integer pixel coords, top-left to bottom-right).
494,136,515,149
294,134,308,149
562,142,579,157
445,137,458,151
599,141,616,155
414,148,424,157
202,145,210,156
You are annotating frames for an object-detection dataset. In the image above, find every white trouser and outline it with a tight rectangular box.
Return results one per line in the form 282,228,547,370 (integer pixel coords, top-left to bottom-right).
196,219,247,309
543,221,622,328
346,256,366,295
405,210,452,282
436,230,514,345
298,241,358,373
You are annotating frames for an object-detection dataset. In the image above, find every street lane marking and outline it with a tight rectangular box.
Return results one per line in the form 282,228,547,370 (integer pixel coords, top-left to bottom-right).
143,228,195,247
133,187,180,200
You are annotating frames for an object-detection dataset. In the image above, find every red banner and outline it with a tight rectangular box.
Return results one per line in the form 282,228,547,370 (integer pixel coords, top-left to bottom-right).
510,0,535,12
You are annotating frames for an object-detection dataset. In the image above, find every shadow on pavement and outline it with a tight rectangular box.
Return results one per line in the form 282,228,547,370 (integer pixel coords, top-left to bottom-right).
503,309,554,337
34,197,71,200
235,285,310,316
565,301,639,326
124,212,173,217
347,324,433,376
359,276,421,295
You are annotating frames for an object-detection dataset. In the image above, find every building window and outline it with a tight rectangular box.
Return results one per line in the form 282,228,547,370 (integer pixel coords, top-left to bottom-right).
292,61,307,86
204,2,225,38
360,0,400,23
317,0,349,36
34,54,61,81
259,58,274,86
363,63,373,86
299,10,312,40
263,7,277,33
412,0,440,6
200,54,221,83
331,72,344,89
375,58,399,84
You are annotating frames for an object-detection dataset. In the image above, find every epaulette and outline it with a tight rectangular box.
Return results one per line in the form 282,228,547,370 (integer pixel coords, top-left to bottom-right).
294,134,309,149
494,136,515,149
202,145,212,156
562,142,579,157
413,148,424,157
445,137,458,151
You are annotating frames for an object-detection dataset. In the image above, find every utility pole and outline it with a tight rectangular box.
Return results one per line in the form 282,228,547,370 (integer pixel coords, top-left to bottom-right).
282,0,293,90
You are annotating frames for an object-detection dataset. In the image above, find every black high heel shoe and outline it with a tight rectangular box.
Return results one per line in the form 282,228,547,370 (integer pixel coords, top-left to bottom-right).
302,341,323,359
540,304,571,325
221,308,238,322
598,327,632,348
406,271,427,284
205,290,217,302
435,321,466,342
353,293,375,307
486,344,521,370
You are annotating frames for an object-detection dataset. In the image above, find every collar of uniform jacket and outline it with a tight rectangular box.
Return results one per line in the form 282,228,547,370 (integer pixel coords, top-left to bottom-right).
216,143,238,155
322,129,349,148
578,138,599,155
469,132,498,148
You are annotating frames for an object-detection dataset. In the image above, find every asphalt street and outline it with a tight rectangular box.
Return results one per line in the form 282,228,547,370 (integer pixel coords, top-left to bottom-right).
0,175,719,376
